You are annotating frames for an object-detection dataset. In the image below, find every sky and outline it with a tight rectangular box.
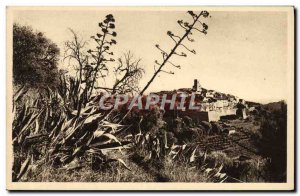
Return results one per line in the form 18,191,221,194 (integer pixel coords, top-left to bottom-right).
12,8,290,103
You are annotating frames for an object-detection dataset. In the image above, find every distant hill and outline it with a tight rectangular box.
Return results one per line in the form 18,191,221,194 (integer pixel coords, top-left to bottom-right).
262,100,286,111
245,101,261,107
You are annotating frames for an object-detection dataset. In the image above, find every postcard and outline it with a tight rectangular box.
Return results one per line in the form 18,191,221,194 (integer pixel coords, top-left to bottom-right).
6,6,294,191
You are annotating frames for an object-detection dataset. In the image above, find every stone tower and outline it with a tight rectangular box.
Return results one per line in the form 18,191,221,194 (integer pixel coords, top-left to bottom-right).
192,79,202,93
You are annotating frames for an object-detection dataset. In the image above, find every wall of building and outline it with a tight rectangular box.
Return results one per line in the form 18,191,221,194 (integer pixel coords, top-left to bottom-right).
177,110,209,123
208,108,237,122
172,108,237,122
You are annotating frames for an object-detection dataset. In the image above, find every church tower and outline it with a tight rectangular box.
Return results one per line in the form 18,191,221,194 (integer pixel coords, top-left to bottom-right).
192,79,202,93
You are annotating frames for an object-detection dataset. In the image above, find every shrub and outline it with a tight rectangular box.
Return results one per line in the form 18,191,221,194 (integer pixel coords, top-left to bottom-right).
13,24,60,88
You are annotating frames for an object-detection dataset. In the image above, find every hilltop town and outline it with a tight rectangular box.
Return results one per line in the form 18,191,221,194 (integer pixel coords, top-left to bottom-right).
155,79,251,122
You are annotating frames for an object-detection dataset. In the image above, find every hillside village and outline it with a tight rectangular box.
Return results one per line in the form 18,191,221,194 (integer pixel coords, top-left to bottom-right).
156,79,249,122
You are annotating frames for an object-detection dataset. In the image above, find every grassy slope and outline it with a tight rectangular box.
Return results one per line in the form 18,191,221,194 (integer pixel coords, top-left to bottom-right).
22,157,208,182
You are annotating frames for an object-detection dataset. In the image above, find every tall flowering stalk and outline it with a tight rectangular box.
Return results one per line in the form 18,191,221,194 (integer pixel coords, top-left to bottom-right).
140,11,210,95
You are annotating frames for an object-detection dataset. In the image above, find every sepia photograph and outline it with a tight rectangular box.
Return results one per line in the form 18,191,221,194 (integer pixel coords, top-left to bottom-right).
6,6,294,190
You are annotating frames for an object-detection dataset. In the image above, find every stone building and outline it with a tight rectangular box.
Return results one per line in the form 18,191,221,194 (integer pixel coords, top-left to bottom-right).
192,79,202,93
162,79,248,122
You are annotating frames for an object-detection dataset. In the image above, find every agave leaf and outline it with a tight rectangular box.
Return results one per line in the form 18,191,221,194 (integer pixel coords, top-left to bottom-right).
219,173,227,179
12,101,17,115
89,139,116,148
189,146,198,163
49,116,65,139
60,154,72,164
202,150,207,163
86,135,94,146
84,113,103,124
86,148,104,156
117,159,131,171
64,126,74,138
61,117,75,133
216,164,223,174
171,144,180,150
71,110,78,116
208,164,224,178
18,109,43,143
89,141,131,149
93,130,105,138
51,131,63,146
19,110,39,133
63,105,74,118
55,90,63,101
72,146,82,156
199,163,208,172
13,105,27,135
16,154,32,181
204,168,213,176
164,131,168,149
214,172,221,178
219,178,227,183
14,105,28,126
19,112,36,132
33,118,40,135
219,175,228,183
63,127,77,143
124,134,133,139
23,133,48,144
45,86,51,99
102,133,121,144
78,131,89,141
80,105,95,115
101,121,124,133
66,119,80,135
32,99,39,108
14,86,28,103
65,119,85,142
62,158,82,170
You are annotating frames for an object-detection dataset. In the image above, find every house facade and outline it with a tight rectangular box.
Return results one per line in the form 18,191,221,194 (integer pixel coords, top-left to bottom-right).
163,79,247,122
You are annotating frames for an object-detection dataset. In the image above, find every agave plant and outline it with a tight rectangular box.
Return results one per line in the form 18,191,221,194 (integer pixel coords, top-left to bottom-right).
48,110,129,159
12,100,43,146
13,85,132,181
169,143,229,183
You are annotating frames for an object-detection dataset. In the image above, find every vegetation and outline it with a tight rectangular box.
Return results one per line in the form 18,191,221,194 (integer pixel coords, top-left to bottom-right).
252,101,287,182
13,24,60,88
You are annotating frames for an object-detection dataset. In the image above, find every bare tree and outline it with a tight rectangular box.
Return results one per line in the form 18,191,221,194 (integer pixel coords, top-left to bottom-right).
111,51,144,95
64,29,89,86
140,10,210,95
61,29,87,111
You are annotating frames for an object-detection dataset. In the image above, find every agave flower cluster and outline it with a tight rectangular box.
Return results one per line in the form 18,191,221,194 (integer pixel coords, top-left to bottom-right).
140,10,210,94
